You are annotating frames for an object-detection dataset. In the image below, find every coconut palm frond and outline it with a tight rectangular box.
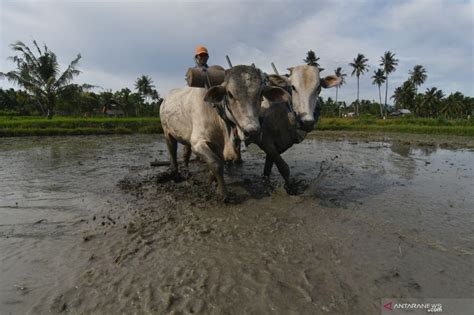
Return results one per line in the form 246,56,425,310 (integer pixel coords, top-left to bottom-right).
409,65,428,88
334,67,347,86
380,51,398,75
3,39,85,118
349,54,369,77
55,54,82,88
303,50,321,68
371,69,386,86
32,40,43,55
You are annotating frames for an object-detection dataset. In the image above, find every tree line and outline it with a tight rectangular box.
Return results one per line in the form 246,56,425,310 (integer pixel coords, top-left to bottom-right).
304,50,473,119
0,40,472,119
0,40,162,118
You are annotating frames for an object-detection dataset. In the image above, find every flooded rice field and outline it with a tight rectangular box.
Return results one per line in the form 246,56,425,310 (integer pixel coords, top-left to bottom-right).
0,133,473,314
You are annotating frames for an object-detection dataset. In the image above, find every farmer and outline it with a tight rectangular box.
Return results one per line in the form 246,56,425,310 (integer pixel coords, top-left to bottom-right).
194,45,209,69
183,45,211,163
192,45,243,163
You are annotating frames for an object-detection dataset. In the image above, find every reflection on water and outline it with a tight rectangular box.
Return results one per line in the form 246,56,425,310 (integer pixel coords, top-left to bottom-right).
389,141,411,157
293,137,474,253
390,141,439,157
386,141,417,180
0,135,168,226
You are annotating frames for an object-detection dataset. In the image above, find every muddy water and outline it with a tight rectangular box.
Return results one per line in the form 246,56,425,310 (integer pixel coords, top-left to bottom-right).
0,135,167,314
0,134,473,314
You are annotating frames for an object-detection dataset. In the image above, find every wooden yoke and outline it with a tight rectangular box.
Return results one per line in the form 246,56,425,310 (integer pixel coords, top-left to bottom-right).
186,65,225,88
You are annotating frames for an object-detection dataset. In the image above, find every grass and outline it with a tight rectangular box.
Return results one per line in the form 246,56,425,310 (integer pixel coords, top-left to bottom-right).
317,117,474,136
0,116,473,137
0,116,162,137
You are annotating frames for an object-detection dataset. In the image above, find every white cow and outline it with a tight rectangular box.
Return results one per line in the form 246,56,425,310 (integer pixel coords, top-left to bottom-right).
160,65,289,200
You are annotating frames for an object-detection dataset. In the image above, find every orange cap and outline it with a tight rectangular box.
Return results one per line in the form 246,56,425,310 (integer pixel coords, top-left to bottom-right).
195,45,208,56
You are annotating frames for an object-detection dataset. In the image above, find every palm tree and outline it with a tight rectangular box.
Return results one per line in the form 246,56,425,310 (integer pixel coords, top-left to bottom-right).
441,92,464,118
391,80,415,111
151,89,161,101
134,75,155,102
334,67,346,103
461,96,474,118
409,65,427,95
349,53,369,116
421,87,444,117
371,68,386,117
380,51,399,109
304,50,324,71
391,86,403,110
0,40,90,118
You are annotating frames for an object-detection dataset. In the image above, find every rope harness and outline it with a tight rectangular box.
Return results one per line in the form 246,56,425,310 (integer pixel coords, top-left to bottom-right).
284,85,295,114
205,68,322,147
280,81,305,131
280,77,321,131
208,68,268,144
200,65,232,128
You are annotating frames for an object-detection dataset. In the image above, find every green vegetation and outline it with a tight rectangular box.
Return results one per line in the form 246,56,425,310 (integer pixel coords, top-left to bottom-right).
0,83,162,119
349,53,369,115
303,50,324,72
333,67,346,103
0,40,92,119
317,117,474,136
409,65,428,95
371,68,386,117
380,51,399,112
0,40,162,118
0,116,162,137
1,115,472,137
0,42,472,138
303,49,472,120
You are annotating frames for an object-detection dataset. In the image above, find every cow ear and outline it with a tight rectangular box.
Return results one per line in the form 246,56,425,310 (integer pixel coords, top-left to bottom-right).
262,86,290,103
204,86,226,103
321,75,341,89
268,75,289,88
287,67,295,76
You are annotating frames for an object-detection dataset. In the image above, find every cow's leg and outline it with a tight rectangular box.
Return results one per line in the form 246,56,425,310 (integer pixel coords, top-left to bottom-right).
263,154,274,177
165,132,178,174
183,144,192,167
208,170,217,184
262,144,295,194
234,140,243,164
192,141,226,200
272,153,290,186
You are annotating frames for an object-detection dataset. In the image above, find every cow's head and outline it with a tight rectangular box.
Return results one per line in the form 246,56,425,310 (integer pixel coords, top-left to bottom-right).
204,65,289,141
282,65,341,132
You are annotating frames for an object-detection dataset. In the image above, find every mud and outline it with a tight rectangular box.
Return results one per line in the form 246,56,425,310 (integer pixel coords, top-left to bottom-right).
0,133,473,314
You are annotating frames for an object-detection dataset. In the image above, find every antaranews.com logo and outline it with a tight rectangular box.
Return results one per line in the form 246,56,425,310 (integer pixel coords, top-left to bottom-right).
381,298,473,314
383,300,442,312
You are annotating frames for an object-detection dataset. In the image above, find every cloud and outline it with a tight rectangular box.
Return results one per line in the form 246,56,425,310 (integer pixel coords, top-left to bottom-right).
1,0,472,104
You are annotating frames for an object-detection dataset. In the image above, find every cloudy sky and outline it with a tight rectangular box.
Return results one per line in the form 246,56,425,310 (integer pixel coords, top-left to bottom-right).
1,0,472,103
